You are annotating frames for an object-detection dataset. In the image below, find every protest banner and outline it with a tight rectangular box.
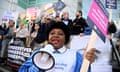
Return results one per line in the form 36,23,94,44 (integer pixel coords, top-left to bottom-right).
7,45,32,69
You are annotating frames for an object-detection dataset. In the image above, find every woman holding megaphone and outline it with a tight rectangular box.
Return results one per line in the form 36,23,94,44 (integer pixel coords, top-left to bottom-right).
19,22,95,72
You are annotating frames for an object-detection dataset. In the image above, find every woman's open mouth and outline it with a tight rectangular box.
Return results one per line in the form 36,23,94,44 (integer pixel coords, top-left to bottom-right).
51,39,60,45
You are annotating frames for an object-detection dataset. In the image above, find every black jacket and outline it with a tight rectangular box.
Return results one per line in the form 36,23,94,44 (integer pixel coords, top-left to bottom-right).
72,17,88,35
108,23,117,34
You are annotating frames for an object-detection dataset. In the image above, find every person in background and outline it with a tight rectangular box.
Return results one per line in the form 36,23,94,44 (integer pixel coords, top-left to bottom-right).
1,23,7,32
19,22,95,72
0,25,4,63
29,20,36,34
61,12,72,25
72,10,88,35
16,21,29,46
0,19,15,64
0,25,4,52
0,23,7,36
61,12,72,34
107,20,118,69
0,23,7,52
41,15,55,41
107,20,117,40
41,16,52,32
54,16,61,22
30,22,46,49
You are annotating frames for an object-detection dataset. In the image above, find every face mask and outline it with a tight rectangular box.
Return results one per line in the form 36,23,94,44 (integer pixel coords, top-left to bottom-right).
76,15,79,18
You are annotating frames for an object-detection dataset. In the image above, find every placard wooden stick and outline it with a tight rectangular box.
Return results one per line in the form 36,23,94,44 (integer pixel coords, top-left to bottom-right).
80,30,97,72
109,9,112,22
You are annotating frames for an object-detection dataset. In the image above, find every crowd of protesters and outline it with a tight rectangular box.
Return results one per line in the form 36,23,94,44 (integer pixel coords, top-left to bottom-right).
0,10,119,72
0,10,90,64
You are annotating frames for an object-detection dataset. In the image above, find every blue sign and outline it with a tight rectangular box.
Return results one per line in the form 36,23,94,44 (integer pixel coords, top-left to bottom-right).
53,0,66,11
106,0,117,9
3,11,14,20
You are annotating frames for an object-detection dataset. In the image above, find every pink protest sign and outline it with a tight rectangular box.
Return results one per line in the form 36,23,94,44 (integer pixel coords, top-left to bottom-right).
26,7,37,20
87,0,109,42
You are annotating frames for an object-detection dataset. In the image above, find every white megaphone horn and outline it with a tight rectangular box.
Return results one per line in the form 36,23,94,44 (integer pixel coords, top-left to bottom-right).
32,44,55,71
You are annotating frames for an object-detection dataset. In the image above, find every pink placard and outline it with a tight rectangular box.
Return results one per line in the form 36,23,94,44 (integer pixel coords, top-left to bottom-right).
88,1,108,36
27,7,37,20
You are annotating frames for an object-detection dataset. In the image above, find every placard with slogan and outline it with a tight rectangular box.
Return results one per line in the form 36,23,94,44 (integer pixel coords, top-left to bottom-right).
7,45,32,69
53,0,66,12
87,0,109,42
3,11,15,20
40,3,56,17
26,7,37,20
80,1,109,72
106,0,117,9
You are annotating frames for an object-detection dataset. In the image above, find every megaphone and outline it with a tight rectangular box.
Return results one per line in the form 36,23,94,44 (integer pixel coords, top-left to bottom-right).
32,44,55,71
